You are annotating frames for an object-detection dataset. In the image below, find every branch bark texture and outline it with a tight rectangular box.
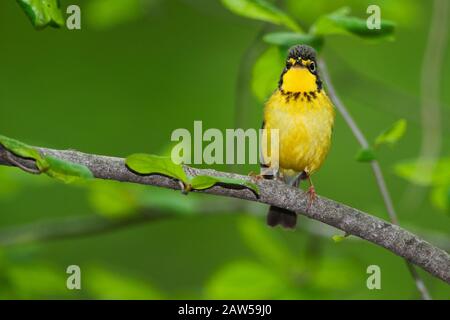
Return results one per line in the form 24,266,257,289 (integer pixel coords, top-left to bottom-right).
0,145,449,284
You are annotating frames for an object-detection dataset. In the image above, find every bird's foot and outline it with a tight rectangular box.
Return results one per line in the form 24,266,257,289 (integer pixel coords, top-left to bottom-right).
248,171,264,181
249,171,278,182
306,185,317,211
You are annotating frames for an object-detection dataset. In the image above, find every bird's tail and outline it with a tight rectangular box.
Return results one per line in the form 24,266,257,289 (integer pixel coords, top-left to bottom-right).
266,171,302,229
266,206,297,229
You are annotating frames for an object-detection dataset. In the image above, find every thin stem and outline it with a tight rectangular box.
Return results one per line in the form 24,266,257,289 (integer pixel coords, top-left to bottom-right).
230,26,270,175
233,28,269,130
0,211,166,246
5,150,41,174
319,63,370,149
1,206,448,251
405,261,432,300
319,59,432,300
400,0,449,210
0,145,449,284
419,0,448,164
233,0,285,132
371,162,398,225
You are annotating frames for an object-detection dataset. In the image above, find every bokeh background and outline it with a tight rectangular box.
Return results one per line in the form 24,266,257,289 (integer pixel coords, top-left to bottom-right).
0,0,449,299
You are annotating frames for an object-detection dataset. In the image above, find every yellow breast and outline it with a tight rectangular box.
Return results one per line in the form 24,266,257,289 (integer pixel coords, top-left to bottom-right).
263,89,335,175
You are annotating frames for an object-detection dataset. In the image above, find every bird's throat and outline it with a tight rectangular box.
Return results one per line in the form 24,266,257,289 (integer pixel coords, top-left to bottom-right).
281,67,317,93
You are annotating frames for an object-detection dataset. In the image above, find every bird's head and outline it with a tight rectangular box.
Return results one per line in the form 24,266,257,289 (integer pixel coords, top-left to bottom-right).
279,44,322,93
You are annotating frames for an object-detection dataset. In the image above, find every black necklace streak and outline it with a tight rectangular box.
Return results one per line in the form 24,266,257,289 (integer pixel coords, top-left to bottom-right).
280,89,319,104
277,67,323,104
277,45,323,104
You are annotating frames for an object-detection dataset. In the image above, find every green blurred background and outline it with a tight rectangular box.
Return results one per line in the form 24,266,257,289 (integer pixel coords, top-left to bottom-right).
0,0,449,299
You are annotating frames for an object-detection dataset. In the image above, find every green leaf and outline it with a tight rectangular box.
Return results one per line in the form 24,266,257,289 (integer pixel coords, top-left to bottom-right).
237,216,299,270
312,7,395,40
221,0,301,32
355,148,376,162
0,168,21,200
430,185,450,214
205,261,289,299
252,46,284,102
136,187,203,216
190,175,259,197
126,153,259,196
332,235,346,243
85,266,163,299
375,119,407,147
85,0,145,30
125,153,188,183
0,134,94,183
263,32,324,51
394,157,450,187
189,175,218,190
88,181,138,218
0,135,42,161
6,264,71,299
40,156,94,183
16,0,64,29
312,257,359,290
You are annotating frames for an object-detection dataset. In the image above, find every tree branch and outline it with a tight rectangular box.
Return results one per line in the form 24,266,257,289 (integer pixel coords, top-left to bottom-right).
2,202,449,251
319,59,433,299
0,210,168,246
0,145,449,284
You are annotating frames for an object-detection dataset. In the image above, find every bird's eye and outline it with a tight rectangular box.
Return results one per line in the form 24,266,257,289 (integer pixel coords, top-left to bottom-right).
308,62,316,73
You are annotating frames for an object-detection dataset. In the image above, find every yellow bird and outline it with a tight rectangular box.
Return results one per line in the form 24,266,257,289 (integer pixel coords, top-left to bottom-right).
261,44,335,228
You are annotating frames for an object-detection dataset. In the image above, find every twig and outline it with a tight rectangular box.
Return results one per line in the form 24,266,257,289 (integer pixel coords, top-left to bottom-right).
231,22,276,175
233,27,270,131
0,210,168,246
0,145,449,284
319,60,433,299
2,202,449,250
400,0,449,210
5,150,41,174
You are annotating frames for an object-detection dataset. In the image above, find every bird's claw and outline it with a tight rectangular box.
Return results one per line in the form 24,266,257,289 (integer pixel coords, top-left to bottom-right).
306,185,317,211
248,171,264,182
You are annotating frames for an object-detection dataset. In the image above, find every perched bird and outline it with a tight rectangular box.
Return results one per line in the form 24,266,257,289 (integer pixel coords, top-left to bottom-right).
261,44,335,229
